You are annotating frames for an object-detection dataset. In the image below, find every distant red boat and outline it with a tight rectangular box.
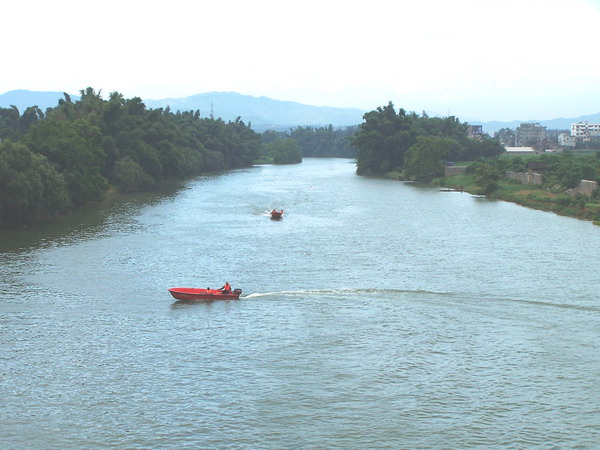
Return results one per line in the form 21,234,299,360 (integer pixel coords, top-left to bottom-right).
270,209,284,220
168,287,243,301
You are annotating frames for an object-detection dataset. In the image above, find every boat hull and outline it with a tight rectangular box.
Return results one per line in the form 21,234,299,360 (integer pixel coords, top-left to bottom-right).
168,287,242,301
270,210,283,220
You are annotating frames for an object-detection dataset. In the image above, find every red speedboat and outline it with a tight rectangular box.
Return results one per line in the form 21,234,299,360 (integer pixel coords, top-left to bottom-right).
168,287,243,301
270,209,284,220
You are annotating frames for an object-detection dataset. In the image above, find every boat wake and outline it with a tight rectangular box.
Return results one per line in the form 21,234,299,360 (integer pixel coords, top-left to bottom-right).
243,288,450,298
210,290,600,314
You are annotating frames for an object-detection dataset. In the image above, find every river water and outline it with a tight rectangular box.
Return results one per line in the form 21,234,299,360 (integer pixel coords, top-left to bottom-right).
1,158,599,448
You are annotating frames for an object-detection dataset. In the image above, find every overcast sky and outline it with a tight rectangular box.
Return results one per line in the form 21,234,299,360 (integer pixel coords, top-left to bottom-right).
3,0,600,121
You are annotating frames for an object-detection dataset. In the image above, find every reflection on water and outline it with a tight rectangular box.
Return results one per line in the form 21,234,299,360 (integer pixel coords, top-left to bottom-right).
1,159,599,448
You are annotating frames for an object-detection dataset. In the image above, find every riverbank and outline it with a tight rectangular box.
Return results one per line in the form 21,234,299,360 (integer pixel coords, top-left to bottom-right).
438,174,600,225
383,170,600,225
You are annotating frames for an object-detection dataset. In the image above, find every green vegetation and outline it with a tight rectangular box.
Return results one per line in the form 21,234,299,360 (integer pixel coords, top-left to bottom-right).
404,136,452,182
352,102,600,224
262,125,357,159
440,152,600,224
468,161,501,195
351,102,504,178
0,141,70,227
258,138,303,164
288,125,356,158
539,151,600,188
7,92,600,228
0,88,261,228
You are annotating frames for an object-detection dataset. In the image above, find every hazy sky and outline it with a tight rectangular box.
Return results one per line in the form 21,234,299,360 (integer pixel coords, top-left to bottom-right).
3,0,600,121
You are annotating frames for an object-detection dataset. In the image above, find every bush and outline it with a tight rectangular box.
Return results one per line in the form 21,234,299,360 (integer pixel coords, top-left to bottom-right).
112,156,154,192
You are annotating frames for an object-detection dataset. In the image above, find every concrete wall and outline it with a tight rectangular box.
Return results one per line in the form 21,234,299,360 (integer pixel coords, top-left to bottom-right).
445,166,467,177
448,165,596,194
571,180,598,195
505,171,543,185
505,172,597,194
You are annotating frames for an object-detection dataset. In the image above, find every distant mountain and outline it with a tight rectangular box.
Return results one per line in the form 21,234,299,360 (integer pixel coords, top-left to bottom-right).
0,90,364,131
0,89,80,113
3,89,599,134
143,92,365,131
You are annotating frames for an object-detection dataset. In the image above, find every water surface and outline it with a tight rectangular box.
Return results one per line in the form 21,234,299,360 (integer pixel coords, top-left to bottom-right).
1,158,599,448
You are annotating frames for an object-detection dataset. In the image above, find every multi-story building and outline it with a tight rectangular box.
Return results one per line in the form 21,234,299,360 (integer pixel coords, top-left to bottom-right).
571,122,600,141
558,132,577,147
515,123,546,147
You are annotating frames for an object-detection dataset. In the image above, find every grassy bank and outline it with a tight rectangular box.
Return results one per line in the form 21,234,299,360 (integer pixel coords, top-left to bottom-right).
436,174,600,225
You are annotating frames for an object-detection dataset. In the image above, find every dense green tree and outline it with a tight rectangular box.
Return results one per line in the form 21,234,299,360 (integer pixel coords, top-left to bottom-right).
0,87,263,226
541,151,600,188
0,106,21,140
462,136,505,160
470,161,501,194
25,119,108,205
0,141,70,226
352,102,504,175
351,102,417,175
261,130,283,145
112,156,155,192
263,138,303,164
413,115,467,142
287,125,356,158
19,106,45,134
403,136,452,182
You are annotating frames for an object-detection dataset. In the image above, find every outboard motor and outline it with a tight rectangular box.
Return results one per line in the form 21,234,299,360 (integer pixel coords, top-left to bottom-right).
234,288,242,295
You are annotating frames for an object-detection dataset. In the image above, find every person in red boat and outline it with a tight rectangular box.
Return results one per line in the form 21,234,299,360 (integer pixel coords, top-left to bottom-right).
220,281,232,293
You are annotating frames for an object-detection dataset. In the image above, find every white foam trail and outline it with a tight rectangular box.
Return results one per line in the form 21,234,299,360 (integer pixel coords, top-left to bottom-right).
243,288,452,298
243,292,272,298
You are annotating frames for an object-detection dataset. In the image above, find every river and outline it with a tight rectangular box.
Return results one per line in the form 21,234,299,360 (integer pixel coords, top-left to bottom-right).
1,158,599,448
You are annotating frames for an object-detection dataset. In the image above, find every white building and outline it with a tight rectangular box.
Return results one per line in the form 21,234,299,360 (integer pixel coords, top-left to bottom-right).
558,132,577,147
571,122,600,140
505,146,537,155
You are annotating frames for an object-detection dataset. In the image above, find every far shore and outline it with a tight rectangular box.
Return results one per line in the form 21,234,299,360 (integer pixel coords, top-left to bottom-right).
385,171,600,226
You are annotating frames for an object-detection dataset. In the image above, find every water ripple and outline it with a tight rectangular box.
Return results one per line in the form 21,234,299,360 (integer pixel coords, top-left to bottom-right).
1,159,599,448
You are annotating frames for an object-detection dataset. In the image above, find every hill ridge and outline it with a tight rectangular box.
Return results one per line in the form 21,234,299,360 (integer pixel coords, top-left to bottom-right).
2,89,599,133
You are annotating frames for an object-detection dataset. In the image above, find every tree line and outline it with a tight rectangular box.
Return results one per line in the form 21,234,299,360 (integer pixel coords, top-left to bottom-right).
0,88,261,227
350,102,504,180
261,125,357,159
2,96,506,227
